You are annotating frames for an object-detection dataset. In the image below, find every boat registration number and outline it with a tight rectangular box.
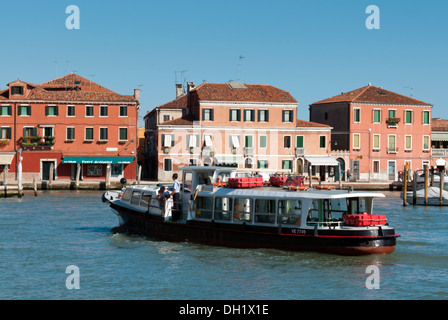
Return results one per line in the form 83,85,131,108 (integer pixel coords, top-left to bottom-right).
290,229,306,235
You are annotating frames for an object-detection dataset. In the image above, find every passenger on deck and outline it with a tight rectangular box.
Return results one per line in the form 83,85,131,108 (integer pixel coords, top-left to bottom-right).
156,186,170,208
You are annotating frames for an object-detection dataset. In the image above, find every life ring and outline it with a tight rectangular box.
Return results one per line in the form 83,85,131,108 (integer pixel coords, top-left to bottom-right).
212,182,227,187
314,185,335,190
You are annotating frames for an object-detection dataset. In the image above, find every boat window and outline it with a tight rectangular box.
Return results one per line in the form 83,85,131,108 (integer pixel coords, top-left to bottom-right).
347,198,367,215
329,198,347,220
130,190,141,205
254,199,276,224
122,188,132,202
198,172,213,185
233,198,252,223
195,196,213,220
140,192,151,208
214,197,232,221
278,200,301,225
183,172,193,193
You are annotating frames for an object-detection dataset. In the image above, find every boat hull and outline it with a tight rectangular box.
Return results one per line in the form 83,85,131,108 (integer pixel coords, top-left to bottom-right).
110,202,398,256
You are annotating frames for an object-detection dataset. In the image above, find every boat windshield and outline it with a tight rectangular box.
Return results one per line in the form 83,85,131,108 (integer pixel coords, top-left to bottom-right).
307,197,370,226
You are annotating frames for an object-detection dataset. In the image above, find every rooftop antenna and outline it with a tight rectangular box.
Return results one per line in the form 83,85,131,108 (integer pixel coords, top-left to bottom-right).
237,55,245,82
404,86,414,97
175,70,188,93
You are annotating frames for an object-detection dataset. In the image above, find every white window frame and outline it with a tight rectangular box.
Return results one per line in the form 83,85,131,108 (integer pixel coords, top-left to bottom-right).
119,105,128,117
422,110,431,125
66,127,75,141
67,105,75,117
353,108,361,123
373,109,381,123
404,109,413,124
373,134,380,150
388,134,397,153
85,127,94,141
405,135,412,151
118,127,128,141
422,135,430,151
99,127,108,141
244,109,255,122
244,134,254,148
85,105,94,117
259,135,267,149
353,133,361,150
283,135,292,149
99,105,108,117
372,160,380,174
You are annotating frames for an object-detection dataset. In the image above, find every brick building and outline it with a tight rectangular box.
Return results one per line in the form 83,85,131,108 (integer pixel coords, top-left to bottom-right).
310,84,433,181
0,73,139,184
145,82,335,182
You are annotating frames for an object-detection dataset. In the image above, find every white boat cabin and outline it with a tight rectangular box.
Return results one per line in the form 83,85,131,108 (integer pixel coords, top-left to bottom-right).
181,166,385,229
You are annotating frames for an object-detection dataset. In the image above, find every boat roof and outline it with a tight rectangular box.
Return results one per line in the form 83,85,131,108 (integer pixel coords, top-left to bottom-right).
181,166,237,172
200,188,385,200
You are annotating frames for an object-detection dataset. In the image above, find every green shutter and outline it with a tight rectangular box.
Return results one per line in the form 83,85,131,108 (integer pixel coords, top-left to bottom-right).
296,136,303,148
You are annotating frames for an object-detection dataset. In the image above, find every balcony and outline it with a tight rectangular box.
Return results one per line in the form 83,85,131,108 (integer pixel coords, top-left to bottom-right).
432,148,448,157
243,147,254,157
19,136,55,150
386,117,400,127
295,147,305,157
201,146,215,157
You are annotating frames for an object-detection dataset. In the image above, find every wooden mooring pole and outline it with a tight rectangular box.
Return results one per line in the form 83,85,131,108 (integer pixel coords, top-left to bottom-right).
403,163,408,206
424,164,429,206
413,170,417,205
440,167,445,206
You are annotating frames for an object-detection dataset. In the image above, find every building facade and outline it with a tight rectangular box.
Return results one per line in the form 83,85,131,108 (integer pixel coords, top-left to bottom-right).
145,82,336,182
310,84,433,181
0,73,139,184
431,118,448,168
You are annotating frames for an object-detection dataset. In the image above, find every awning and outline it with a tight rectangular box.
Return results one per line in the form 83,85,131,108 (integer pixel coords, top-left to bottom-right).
215,155,244,165
62,156,134,164
305,157,339,166
432,133,448,142
0,153,15,165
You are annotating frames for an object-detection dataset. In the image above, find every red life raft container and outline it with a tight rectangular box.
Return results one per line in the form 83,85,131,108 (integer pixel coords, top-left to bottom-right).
345,214,387,226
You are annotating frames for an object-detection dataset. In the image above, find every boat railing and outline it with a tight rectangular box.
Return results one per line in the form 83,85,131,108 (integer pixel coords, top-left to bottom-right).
306,218,344,228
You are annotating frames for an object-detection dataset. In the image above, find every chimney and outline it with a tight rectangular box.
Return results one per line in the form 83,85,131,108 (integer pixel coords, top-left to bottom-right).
187,82,196,92
176,83,183,98
134,88,140,102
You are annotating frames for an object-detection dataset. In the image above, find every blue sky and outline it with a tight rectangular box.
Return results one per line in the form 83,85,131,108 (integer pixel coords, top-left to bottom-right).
0,0,447,124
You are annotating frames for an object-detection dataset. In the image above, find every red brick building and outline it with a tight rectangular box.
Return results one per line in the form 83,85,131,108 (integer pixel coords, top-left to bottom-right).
0,73,139,184
310,84,433,181
145,82,334,182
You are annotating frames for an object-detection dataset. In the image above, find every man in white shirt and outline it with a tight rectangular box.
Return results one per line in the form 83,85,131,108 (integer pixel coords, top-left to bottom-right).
171,173,181,220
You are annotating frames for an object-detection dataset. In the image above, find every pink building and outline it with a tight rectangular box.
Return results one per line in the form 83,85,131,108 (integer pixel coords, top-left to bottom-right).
310,84,433,181
145,82,335,182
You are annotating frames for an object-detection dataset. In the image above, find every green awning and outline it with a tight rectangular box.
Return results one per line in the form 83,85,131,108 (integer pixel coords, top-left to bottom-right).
62,156,134,164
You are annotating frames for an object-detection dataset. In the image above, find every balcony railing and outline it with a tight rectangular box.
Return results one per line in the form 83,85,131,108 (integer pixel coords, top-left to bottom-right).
386,117,400,127
295,147,305,157
243,147,254,157
19,136,55,147
432,148,448,157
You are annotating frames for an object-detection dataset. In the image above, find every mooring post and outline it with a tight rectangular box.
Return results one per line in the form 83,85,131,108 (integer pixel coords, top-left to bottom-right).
413,170,417,205
403,163,408,206
440,167,445,206
424,164,428,206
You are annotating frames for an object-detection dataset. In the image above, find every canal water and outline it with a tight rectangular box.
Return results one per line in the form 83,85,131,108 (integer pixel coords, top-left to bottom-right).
0,190,447,300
